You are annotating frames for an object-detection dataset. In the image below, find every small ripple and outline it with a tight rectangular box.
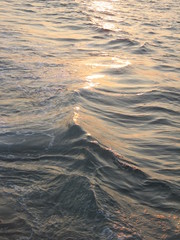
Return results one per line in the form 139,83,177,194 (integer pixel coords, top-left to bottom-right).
108,38,139,47
133,43,154,54
135,105,179,116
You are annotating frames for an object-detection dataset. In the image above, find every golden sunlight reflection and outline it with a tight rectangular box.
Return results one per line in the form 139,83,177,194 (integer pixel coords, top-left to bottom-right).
91,1,113,12
90,15,119,31
83,74,103,89
62,56,131,91
89,0,120,31
73,106,80,124
86,57,131,69
69,54,131,144
87,0,123,32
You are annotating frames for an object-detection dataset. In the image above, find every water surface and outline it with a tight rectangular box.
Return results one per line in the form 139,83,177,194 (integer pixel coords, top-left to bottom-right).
0,0,180,239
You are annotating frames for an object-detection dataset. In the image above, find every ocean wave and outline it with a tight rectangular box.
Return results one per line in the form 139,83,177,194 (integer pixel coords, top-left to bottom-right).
1,0,180,239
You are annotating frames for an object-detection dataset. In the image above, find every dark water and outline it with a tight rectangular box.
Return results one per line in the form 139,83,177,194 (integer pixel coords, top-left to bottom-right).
0,0,180,239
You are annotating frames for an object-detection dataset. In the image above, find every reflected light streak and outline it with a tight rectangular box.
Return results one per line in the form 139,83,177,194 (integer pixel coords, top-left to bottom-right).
90,1,120,32
91,16,117,31
102,22,116,31
91,1,113,12
83,74,104,89
73,106,80,124
86,58,131,69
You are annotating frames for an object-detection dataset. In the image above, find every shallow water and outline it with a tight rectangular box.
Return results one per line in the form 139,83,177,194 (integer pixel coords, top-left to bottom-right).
0,0,180,239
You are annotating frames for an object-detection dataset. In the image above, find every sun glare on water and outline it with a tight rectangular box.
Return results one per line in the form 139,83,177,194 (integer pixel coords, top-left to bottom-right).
91,1,113,12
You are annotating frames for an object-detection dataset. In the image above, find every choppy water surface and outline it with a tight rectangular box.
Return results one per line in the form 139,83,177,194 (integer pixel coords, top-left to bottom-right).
0,0,180,239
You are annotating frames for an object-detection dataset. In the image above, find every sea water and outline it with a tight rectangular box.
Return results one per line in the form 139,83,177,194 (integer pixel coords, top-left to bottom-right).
0,0,179,239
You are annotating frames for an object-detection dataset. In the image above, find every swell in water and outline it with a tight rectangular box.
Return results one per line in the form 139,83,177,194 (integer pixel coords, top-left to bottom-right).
0,0,180,239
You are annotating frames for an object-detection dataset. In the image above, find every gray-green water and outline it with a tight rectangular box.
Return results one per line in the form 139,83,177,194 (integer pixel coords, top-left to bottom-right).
0,0,180,239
